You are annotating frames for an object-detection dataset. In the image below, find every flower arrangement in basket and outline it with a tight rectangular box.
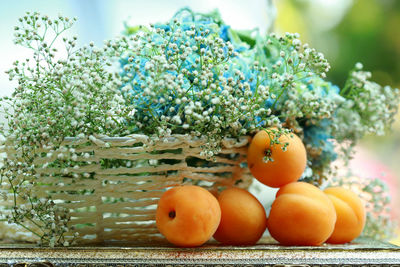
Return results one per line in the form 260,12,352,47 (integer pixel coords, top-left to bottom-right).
0,9,399,247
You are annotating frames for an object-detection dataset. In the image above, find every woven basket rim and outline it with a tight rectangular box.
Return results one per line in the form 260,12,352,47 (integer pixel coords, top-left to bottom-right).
62,134,251,149
2,134,251,143
1,134,251,152
64,134,250,141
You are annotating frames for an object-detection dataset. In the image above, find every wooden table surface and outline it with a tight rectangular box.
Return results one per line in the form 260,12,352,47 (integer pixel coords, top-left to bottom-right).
0,238,399,266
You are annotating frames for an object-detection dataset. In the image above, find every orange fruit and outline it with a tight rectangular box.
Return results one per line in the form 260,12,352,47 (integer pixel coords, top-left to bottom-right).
324,187,366,244
213,187,267,245
247,129,307,188
156,185,221,247
267,182,337,245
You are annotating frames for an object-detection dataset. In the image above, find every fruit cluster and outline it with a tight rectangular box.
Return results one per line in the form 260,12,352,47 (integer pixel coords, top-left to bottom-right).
156,129,366,247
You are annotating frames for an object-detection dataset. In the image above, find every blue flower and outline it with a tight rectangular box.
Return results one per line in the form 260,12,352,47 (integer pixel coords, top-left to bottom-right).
305,77,341,99
154,24,171,32
220,25,230,42
303,121,337,167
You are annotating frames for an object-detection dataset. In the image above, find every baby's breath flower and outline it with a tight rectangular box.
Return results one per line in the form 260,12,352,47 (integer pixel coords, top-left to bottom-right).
0,12,130,246
334,65,400,143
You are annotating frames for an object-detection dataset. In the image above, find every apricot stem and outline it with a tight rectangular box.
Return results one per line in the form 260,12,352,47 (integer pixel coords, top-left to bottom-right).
263,149,273,163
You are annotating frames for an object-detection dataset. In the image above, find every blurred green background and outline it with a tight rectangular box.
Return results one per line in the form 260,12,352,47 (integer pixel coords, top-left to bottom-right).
275,0,400,88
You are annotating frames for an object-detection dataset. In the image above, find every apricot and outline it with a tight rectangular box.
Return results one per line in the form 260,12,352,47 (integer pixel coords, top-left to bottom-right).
247,129,307,188
324,187,366,244
155,185,221,247
213,187,267,245
267,182,336,246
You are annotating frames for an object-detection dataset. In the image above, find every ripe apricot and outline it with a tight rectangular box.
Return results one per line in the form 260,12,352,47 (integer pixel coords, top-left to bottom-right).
213,187,267,245
324,187,366,244
267,182,336,246
156,185,221,247
247,129,307,188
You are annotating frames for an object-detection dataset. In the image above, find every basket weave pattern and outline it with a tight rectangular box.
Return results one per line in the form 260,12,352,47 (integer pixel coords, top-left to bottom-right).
1,134,252,244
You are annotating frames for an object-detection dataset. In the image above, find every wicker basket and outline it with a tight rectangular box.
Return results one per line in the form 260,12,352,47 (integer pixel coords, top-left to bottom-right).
0,134,252,244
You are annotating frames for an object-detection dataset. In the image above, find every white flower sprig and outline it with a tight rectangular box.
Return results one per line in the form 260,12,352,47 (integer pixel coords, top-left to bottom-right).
334,64,400,143
0,12,130,246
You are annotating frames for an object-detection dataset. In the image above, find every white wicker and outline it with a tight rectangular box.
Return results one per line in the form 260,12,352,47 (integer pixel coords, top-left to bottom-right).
0,134,252,244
